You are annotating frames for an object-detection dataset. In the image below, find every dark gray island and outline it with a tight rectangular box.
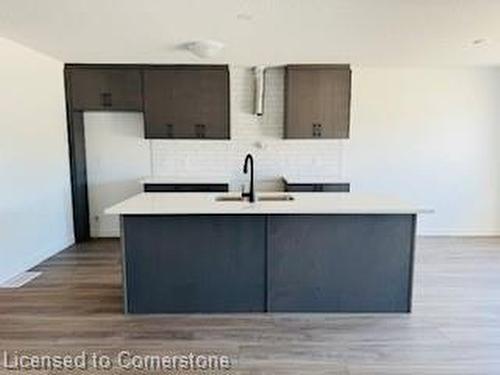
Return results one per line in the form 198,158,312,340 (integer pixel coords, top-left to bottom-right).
106,192,429,314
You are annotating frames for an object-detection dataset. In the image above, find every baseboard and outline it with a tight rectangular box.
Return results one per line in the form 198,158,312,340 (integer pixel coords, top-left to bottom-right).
0,235,74,284
418,231,500,237
0,271,42,288
94,229,120,238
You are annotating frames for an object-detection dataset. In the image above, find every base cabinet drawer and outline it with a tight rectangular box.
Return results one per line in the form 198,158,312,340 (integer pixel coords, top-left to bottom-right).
284,182,350,192
143,183,229,192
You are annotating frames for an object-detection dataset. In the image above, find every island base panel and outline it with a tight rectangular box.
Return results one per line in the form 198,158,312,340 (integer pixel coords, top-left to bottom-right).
268,214,415,312
121,214,416,313
122,215,266,313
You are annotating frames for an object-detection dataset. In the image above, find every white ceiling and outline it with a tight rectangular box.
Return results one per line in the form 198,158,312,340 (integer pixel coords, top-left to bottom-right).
1,0,500,66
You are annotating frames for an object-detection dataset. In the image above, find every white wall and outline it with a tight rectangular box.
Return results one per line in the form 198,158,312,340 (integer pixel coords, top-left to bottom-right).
85,112,150,237
347,67,500,235
0,37,73,283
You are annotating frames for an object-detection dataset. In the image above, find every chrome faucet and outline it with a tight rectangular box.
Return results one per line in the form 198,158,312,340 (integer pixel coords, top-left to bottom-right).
242,154,255,203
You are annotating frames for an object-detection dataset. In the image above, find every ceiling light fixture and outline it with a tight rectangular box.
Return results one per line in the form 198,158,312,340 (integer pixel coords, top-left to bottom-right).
184,40,225,58
471,38,488,46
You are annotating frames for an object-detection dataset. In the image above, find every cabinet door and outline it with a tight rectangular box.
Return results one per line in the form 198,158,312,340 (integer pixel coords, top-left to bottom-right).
123,215,266,313
285,183,350,192
142,69,186,138
268,215,415,312
194,69,230,139
143,67,229,139
69,68,142,111
285,65,351,139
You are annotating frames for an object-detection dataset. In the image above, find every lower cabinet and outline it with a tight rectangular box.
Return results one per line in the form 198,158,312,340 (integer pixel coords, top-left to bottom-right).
143,183,229,192
121,214,415,313
122,215,266,313
267,215,415,312
284,182,350,192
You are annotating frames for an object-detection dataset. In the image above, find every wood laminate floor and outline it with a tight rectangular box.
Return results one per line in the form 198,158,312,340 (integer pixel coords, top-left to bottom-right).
0,237,499,374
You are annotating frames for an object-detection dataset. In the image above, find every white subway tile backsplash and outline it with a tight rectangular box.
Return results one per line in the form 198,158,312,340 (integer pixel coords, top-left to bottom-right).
151,66,344,191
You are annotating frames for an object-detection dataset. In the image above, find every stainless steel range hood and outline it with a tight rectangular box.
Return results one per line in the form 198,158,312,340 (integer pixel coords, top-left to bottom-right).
253,66,266,116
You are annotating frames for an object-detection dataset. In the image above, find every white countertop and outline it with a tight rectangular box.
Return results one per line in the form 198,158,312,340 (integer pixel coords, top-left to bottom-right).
282,175,350,184
140,176,229,184
105,192,432,215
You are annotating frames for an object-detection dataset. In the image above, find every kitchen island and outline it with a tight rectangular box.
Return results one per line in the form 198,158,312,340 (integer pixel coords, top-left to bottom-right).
106,192,430,314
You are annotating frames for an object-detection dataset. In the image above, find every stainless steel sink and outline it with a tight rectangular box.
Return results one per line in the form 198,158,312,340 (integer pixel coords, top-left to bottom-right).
215,196,246,202
215,194,294,202
258,195,294,202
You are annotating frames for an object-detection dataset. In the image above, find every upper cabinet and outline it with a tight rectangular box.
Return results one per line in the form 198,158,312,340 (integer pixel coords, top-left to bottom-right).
67,67,143,111
285,64,351,139
143,66,230,139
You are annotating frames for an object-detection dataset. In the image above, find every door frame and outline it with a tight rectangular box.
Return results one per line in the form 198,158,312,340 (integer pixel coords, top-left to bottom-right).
64,64,230,242
64,64,145,242
65,67,89,242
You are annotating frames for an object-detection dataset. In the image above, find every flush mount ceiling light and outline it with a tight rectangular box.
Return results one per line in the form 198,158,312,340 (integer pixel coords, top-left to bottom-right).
471,38,488,46
184,40,225,58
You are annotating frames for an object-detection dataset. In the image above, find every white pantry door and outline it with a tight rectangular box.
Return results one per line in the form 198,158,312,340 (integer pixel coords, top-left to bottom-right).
84,112,150,237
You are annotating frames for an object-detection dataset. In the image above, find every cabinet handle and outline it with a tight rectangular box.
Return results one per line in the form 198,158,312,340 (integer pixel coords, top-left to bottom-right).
312,123,322,138
165,123,174,138
100,92,112,107
195,124,206,139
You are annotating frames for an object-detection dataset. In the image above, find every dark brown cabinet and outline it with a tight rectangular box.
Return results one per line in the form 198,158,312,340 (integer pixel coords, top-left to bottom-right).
284,182,350,192
143,66,230,139
64,64,231,242
143,183,229,192
285,64,351,139
68,67,143,111
282,177,350,192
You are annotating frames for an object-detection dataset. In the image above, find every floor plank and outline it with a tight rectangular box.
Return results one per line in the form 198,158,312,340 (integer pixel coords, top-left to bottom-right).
0,237,499,374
